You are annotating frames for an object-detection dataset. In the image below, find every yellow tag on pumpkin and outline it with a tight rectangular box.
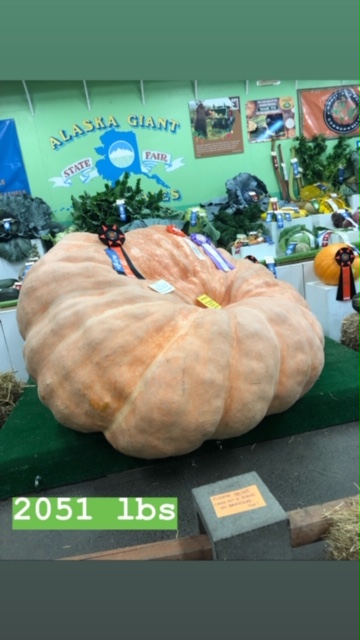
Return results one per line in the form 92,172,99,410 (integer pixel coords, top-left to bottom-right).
196,294,222,309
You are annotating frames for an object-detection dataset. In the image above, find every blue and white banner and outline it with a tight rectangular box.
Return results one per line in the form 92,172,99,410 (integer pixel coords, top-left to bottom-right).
141,150,184,173
49,157,99,187
0,119,31,195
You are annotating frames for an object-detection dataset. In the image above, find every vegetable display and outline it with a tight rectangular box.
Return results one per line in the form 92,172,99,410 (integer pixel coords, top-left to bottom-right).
0,193,64,262
278,225,317,254
16,226,325,459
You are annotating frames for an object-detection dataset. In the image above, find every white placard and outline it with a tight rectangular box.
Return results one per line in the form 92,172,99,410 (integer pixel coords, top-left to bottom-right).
148,280,175,294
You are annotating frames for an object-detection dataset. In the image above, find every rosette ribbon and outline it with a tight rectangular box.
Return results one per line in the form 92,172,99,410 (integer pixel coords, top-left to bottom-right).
335,246,356,301
98,224,144,279
166,225,187,237
190,234,235,272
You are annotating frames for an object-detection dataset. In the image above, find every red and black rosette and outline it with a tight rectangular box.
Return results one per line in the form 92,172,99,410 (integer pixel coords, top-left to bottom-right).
98,224,125,248
335,246,356,301
98,224,145,280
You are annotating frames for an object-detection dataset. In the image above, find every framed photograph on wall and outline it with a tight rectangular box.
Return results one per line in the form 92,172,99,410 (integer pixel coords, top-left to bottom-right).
298,85,359,139
245,95,296,143
189,96,244,159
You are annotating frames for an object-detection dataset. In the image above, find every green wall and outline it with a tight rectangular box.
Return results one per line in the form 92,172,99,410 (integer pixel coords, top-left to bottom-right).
0,80,358,224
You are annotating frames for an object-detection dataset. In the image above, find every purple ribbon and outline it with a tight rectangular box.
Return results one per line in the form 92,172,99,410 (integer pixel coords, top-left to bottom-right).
190,234,235,272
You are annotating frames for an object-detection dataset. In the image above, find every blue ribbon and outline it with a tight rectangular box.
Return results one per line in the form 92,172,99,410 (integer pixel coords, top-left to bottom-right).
105,248,126,274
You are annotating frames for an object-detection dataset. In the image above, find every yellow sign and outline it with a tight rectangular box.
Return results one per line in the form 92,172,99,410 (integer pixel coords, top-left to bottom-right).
210,484,267,518
196,294,222,309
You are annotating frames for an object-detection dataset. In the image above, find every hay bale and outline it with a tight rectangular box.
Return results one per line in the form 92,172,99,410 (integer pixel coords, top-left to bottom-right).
340,313,359,351
0,371,24,428
324,497,359,561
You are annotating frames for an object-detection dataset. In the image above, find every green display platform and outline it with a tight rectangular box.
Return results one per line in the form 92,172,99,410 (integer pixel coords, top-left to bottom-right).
0,338,358,500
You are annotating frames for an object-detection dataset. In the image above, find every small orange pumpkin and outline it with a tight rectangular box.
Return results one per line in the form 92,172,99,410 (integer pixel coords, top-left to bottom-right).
313,243,360,286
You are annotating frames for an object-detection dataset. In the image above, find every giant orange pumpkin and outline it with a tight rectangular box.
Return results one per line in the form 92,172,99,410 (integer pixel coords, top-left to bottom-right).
313,243,360,286
16,226,325,459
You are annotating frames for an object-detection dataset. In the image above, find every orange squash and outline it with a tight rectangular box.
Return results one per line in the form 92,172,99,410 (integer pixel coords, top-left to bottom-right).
313,243,360,286
16,226,325,459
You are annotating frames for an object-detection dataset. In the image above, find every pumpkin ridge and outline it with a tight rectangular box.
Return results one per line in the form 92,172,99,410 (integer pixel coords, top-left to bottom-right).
232,297,324,412
107,305,215,436
211,304,281,439
31,300,197,422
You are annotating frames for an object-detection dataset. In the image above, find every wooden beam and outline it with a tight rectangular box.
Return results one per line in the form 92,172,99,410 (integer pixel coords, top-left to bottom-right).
63,534,212,562
61,495,358,561
288,495,358,548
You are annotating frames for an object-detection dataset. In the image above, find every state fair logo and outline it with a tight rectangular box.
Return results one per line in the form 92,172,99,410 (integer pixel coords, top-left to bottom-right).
107,140,184,174
323,88,359,135
109,140,135,168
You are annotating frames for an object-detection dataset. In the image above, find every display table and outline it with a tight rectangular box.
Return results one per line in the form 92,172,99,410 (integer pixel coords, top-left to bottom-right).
305,280,359,342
